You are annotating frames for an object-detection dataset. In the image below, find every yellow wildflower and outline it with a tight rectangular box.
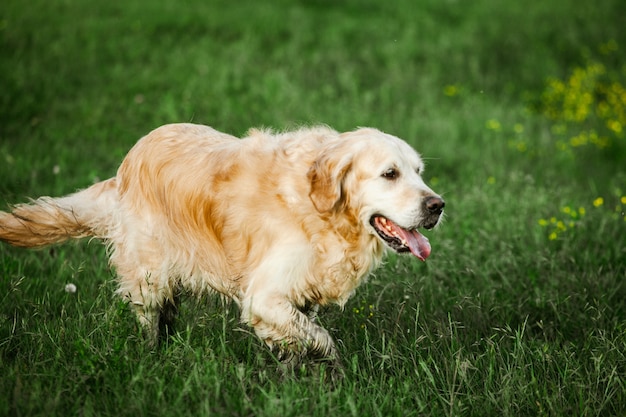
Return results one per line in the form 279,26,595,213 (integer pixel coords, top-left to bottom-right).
443,85,459,97
569,132,588,147
607,120,622,134
562,206,577,218
593,197,604,207
486,119,501,131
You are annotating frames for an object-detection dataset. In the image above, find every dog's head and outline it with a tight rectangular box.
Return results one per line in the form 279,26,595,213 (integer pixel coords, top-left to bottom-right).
308,128,444,261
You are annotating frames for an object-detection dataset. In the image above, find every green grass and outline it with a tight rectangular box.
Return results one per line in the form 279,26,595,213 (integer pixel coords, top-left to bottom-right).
1,0,626,415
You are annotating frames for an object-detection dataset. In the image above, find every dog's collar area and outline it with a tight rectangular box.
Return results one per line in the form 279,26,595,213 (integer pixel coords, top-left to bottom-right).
369,215,431,261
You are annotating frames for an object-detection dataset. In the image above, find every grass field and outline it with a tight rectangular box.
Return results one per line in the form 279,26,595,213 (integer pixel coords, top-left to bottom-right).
1,0,626,415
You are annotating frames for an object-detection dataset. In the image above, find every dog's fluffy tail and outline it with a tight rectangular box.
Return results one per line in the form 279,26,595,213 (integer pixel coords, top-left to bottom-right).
0,178,117,248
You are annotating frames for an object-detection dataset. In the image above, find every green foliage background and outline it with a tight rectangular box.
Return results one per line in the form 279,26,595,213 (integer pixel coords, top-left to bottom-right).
1,0,625,415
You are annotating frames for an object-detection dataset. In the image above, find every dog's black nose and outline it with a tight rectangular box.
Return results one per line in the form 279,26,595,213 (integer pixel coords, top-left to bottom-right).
424,196,445,214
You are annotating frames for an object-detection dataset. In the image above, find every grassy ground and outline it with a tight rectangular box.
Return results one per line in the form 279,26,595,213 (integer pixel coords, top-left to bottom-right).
1,0,626,415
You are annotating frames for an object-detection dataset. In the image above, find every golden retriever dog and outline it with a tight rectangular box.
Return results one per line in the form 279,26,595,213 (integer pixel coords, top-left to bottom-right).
0,123,444,372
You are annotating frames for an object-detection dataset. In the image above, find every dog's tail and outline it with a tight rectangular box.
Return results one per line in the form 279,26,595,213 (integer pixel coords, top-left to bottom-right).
0,178,118,248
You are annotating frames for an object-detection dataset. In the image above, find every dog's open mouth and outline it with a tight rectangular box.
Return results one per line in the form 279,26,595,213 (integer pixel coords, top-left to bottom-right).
370,215,431,261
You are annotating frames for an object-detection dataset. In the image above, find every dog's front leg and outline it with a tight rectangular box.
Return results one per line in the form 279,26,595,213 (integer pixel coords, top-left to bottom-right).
241,292,342,374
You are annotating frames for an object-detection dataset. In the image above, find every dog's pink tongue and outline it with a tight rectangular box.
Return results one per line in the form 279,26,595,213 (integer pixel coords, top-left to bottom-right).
397,227,431,261
376,217,433,261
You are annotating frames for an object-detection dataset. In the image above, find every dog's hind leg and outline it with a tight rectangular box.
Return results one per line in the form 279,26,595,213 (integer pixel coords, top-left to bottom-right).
116,271,164,344
159,292,180,340
107,217,181,345
111,248,172,345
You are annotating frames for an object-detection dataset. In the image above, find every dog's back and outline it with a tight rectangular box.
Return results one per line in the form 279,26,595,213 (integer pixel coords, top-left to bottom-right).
0,124,238,250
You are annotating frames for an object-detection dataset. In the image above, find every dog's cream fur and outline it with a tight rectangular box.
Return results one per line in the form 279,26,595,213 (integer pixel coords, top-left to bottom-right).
0,123,444,367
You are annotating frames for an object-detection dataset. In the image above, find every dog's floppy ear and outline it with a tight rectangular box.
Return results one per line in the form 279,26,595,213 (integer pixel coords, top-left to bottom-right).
307,145,353,213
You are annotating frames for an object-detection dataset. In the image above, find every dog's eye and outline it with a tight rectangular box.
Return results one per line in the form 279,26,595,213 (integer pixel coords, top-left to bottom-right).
382,168,398,180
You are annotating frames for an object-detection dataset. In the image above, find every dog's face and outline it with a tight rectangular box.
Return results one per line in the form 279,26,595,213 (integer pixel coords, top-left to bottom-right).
308,128,444,261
